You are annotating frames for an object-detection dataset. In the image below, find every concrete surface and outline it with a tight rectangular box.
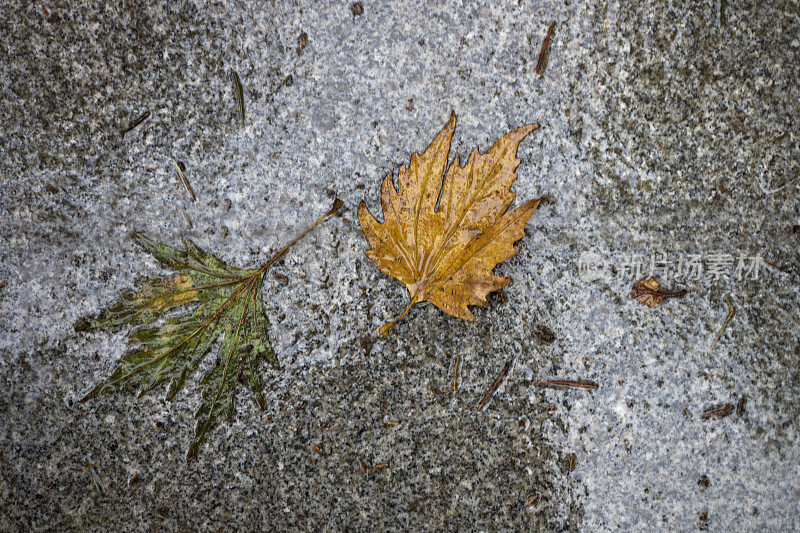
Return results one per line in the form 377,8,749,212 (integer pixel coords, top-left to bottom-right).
1,0,798,530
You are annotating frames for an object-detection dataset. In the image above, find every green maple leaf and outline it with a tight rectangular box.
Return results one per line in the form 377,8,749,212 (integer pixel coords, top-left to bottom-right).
78,199,342,461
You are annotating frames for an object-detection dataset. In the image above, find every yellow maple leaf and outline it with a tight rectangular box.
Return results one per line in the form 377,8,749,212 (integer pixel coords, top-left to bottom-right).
358,112,544,336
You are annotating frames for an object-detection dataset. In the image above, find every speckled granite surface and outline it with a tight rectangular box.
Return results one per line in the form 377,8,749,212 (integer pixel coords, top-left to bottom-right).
1,0,798,530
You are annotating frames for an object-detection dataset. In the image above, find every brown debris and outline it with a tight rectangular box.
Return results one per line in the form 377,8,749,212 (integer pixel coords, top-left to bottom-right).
171,156,197,202
121,110,150,138
736,395,747,416
701,404,734,419
537,379,598,390
440,357,460,393
631,277,687,307
535,22,556,75
231,70,245,126
476,359,513,411
533,323,555,344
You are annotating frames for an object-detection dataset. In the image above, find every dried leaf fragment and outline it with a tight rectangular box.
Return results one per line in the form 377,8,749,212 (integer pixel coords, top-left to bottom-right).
171,155,196,202
631,277,687,307
358,112,543,335
231,70,245,126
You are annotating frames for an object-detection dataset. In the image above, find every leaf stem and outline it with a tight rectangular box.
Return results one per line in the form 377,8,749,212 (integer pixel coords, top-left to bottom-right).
256,199,343,274
211,274,257,409
379,295,418,337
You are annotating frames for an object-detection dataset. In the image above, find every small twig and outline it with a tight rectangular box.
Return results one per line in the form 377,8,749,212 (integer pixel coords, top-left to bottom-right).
121,110,150,138
763,259,788,275
701,404,734,419
358,459,366,475
182,210,194,229
171,156,196,202
537,379,598,390
736,395,747,416
710,294,735,349
535,22,556,74
440,357,461,393
85,458,105,497
373,463,389,469
476,359,513,411
565,453,576,472
526,493,540,507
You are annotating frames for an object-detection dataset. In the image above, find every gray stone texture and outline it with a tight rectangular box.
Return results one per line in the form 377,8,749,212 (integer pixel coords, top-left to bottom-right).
1,0,798,530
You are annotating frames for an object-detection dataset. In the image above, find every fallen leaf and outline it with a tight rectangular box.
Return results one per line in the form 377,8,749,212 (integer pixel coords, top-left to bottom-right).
631,276,687,307
78,199,342,460
358,112,543,335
